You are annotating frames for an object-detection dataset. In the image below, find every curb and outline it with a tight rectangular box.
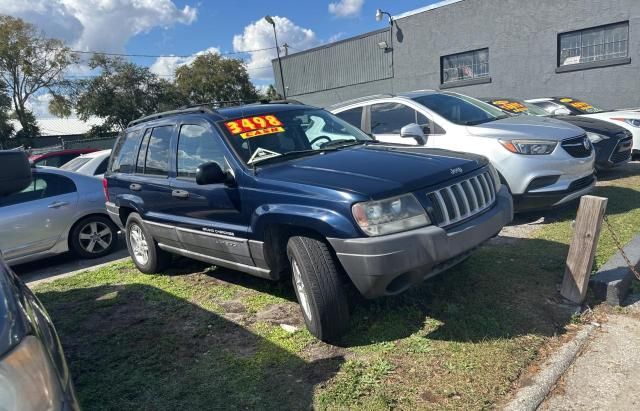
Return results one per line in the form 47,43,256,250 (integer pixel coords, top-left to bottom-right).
502,322,598,411
590,234,640,305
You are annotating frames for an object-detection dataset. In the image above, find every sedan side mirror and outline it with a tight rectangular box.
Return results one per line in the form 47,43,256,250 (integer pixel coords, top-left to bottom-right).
196,162,233,186
552,107,571,116
400,123,427,145
0,150,32,196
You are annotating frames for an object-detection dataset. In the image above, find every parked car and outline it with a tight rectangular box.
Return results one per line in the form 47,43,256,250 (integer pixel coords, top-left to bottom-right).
524,97,640,159
29,148,98,167
104,101,513,341
0,150,80,410
0,166,119,265
60,149,112,177
481,97,632,170
329,91,595,212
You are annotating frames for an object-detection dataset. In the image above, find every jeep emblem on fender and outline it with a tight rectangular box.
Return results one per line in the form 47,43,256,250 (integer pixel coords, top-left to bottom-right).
450,167,463,175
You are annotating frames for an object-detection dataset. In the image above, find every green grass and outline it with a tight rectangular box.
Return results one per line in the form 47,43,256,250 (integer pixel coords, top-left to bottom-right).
33,164,640,410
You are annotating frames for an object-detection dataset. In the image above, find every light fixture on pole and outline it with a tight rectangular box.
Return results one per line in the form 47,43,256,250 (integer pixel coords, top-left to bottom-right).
264,15,286,99
375,9,393,25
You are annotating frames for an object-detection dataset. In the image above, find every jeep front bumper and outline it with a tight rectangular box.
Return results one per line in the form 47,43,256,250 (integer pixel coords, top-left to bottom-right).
327,186,513,298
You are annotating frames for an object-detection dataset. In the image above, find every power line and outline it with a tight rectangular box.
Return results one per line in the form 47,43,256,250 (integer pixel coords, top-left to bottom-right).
69,46,277,59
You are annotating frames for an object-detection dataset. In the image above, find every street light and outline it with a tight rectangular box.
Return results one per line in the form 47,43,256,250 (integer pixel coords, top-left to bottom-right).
375,9,393,25
264,15,286,99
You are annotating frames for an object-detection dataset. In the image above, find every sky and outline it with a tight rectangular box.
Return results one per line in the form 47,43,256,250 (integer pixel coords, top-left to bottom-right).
0,0,439,117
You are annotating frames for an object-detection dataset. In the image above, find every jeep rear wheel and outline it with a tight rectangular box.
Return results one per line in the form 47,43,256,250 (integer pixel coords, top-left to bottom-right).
286,235,350,343
125,213,171,274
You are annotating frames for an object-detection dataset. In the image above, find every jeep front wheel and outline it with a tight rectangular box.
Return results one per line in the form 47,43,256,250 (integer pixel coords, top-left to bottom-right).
286,235,350,343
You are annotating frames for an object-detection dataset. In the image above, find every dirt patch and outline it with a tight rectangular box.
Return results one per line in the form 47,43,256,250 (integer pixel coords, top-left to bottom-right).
256,303,305,327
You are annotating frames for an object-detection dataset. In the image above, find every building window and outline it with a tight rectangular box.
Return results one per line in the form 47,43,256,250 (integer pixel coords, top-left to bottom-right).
441,48,489,84
558,22,628,66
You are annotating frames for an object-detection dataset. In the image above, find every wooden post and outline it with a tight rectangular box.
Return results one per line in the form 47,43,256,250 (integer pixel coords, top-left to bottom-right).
560,195,608,303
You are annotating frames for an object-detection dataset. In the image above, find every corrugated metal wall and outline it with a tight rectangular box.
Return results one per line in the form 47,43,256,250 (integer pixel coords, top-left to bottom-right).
273,29,392,97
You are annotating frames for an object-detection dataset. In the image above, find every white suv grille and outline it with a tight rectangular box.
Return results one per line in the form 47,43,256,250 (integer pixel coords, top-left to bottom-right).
427,171,497,227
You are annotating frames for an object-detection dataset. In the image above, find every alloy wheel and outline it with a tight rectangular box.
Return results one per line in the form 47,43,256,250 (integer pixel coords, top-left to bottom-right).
78,221,113,255
129,224,149,265
292,258,313,321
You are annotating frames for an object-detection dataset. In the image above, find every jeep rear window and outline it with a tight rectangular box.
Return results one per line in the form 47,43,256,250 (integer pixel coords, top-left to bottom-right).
219,108,371,165
111,129,143,173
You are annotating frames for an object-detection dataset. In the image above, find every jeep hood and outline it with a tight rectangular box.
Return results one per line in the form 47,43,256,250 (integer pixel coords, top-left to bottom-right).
466,115,584,140
257,144,488,199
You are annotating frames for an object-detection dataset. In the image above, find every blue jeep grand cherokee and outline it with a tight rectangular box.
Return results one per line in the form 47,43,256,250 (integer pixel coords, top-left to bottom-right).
104,101,513,342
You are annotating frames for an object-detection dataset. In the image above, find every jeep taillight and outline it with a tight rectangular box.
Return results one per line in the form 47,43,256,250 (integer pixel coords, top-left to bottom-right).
102,178,110,202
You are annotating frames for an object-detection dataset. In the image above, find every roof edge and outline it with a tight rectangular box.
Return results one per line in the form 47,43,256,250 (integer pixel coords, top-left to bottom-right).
393,0,466,20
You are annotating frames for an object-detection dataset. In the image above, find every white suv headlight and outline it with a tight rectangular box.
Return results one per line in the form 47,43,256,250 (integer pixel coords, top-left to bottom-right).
612,118,640,128
499,139,557,155
352,194,430,236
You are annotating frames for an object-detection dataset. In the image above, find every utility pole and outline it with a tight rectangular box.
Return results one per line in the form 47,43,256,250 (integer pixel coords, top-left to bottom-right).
264,15,287,99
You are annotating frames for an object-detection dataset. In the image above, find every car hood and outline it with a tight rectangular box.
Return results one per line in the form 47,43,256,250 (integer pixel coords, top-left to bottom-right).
552,115,629,137
258,144,488,199
466,115,584,140
586,110,640,120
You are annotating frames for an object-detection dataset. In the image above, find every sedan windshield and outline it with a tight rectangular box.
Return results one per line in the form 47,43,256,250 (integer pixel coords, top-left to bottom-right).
411,92,508,126
220,108,373,165
554,97,606,114
60,156,91,171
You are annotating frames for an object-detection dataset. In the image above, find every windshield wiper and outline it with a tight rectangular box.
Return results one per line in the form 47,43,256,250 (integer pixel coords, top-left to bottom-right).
249,149,321,166
319,139,367,149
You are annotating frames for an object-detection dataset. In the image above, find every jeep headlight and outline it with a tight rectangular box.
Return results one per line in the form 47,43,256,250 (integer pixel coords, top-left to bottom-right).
499,139,557,155
352,194,430,236
586,132,608,144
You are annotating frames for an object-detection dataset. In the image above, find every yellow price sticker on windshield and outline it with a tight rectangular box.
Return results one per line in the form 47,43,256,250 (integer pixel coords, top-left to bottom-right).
492,100,528,113
559,98,573,103
224,115,285,139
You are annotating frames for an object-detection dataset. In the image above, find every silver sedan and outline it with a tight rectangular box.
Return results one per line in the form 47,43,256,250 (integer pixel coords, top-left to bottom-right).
0,167,118,265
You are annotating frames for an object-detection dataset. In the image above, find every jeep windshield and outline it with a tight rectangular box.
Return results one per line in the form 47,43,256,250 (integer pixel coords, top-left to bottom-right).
412,92,509,126
219,108,373,165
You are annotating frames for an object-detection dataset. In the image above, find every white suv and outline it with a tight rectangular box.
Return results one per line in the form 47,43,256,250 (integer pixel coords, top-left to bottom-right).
525,97,640,159
329,91,595,212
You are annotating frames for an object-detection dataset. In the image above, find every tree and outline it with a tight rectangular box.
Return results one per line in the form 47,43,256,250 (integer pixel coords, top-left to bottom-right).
261,84,280,101
0,80,14,148
0,15,78,137
74,55,185,131
175,53,258,105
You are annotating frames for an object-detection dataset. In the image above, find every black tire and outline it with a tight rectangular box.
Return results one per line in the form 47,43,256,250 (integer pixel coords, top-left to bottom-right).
125,213,171,273
286,235,350,342
69,215,119,259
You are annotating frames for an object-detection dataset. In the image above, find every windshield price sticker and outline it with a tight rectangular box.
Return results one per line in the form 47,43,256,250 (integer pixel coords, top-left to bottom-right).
225,115,284,139
492,100,528,113
559,98,573,103
569,101,594,111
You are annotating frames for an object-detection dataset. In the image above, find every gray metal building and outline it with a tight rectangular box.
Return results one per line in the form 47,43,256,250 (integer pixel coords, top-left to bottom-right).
272,0,640,109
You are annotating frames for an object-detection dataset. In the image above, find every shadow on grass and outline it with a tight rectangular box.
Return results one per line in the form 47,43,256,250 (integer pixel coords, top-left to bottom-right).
38,283,343,410
339,237,573,347
597,161,640,181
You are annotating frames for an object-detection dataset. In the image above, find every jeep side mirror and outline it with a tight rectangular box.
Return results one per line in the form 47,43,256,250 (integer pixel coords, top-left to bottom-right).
400,123,427,145
552,107,571,116
196,162,233,185
0,150,32,196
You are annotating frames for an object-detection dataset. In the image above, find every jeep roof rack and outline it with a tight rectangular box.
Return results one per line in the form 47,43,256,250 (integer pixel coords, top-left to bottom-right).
127,99,308,127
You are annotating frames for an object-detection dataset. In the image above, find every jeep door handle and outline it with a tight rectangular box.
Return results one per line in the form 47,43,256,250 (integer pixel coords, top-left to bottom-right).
172,189,189,199
48,201,68,209
129,183,142,191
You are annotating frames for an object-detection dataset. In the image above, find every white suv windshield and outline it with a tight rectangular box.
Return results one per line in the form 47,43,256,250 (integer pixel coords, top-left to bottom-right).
60,156,91,171
412,93,508,126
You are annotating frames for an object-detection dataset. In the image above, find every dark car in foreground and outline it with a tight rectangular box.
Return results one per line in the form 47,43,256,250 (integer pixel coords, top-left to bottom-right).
29,148,98,168
482,97,632,170
0,150,80,410
105,101,513,341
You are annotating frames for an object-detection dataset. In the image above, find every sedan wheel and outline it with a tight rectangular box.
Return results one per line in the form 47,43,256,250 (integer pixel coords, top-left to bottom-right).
78,221,113,255
128,223,149,265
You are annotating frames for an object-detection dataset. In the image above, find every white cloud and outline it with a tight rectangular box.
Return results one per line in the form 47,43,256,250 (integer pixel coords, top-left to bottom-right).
232,16,318,81
25,93,54,118
0,0,198,52
328,0,365,18
150,47,221,78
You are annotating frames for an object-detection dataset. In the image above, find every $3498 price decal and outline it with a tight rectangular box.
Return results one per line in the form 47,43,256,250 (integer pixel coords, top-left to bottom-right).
224,115,284,139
